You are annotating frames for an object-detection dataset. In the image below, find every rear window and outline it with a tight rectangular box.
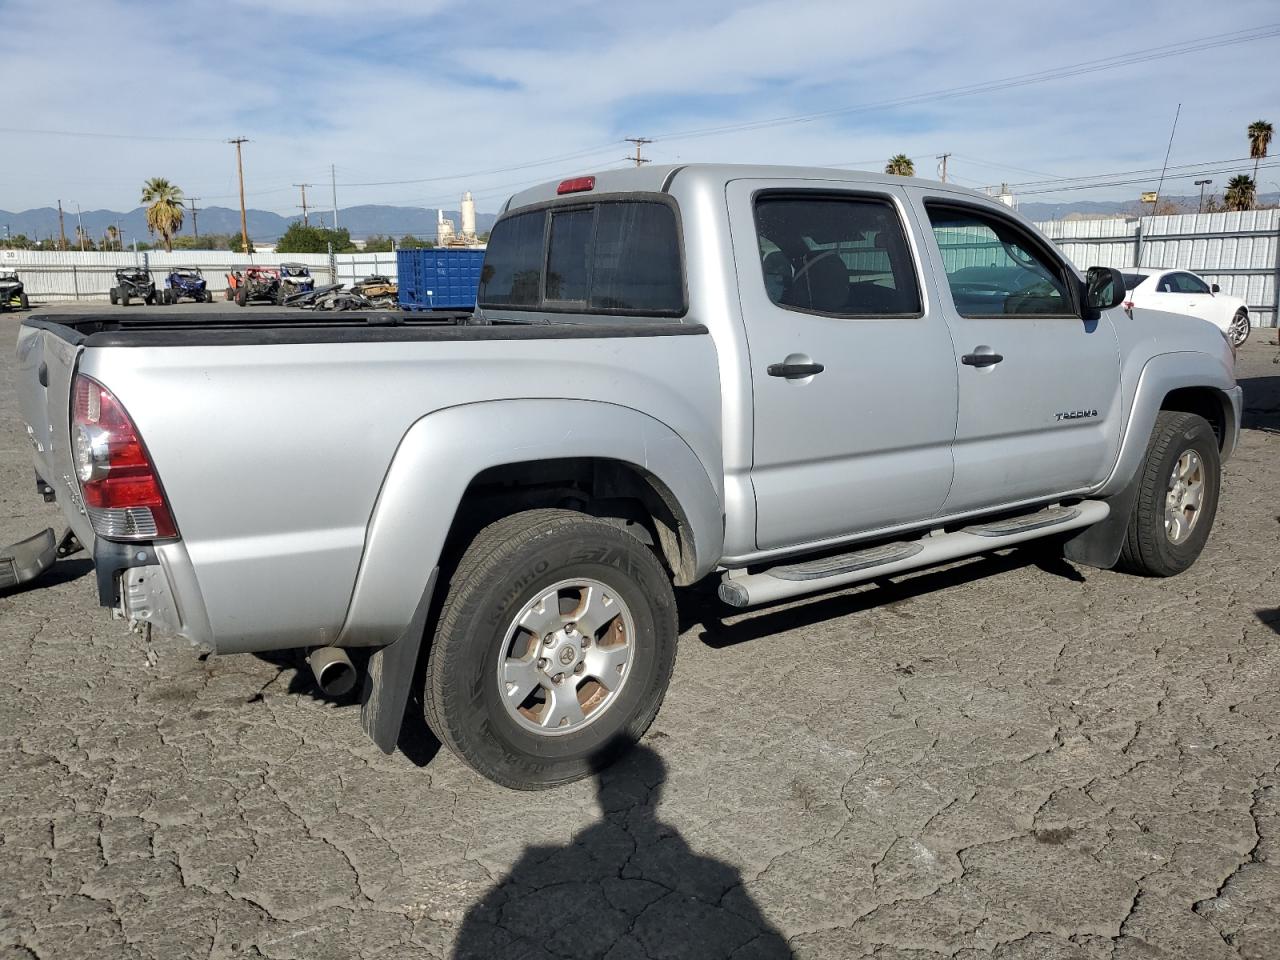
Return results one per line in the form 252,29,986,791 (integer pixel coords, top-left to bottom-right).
479,199,684,315
479,210,544,306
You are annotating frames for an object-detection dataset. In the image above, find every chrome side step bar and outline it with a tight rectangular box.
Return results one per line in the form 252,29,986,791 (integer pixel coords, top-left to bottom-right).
719,500,1109,609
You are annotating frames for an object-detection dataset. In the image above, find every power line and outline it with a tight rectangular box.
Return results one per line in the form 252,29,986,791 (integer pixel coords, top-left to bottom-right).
643,24,1280,145
1013,159,1280,197
332,141,625,188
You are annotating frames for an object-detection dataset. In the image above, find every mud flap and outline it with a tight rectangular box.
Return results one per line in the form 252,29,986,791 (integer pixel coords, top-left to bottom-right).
0,528,58,590
360,567,438,754
1062,477,1140,569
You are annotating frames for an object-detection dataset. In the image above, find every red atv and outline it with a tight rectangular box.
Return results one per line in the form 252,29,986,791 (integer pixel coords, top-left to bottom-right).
225,267,280,306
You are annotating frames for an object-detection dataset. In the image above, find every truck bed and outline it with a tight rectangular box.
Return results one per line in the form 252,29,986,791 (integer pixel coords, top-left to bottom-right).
23,311,707,347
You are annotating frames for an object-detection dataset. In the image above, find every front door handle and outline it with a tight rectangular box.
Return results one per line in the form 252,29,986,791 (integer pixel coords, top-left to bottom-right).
961,352,1003,367
767,362,825,378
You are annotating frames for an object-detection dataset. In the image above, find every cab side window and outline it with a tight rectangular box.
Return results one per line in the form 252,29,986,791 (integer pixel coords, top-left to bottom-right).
753,195,921,317
1170,272,1211,294
926,204,1074,318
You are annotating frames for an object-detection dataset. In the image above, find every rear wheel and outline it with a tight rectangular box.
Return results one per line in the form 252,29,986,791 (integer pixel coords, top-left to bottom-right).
1228,309,1250,347
425,509,677,789
1118,411,1220,576
109,288,118,305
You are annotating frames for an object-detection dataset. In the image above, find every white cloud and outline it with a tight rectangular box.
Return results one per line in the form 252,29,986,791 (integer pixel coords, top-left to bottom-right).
0,0,1276,214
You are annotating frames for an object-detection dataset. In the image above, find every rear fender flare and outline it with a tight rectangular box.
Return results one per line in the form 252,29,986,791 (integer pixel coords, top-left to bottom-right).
336,398,723,649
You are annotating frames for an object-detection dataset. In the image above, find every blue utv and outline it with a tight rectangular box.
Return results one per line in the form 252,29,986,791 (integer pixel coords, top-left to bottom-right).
162,267,213,304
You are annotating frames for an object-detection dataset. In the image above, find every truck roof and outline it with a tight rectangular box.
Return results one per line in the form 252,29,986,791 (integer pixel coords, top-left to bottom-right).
503,162,991,213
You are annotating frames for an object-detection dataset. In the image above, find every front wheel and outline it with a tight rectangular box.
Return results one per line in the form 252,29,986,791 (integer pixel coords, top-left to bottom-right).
18,292,28,309
425,509,677,789
109,288,118,305
236,287,248,307
1228,309,1250,347
120,289,130,306
1118,411,1221,576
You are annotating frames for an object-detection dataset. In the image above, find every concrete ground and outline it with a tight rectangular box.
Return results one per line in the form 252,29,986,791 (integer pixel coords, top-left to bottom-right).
1,306,1278,960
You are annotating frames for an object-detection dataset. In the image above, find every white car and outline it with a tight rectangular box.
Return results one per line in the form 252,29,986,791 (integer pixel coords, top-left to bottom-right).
1122,268,1251,346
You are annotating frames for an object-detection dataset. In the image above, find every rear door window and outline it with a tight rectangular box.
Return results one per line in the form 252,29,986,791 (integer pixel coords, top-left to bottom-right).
753,194,922,317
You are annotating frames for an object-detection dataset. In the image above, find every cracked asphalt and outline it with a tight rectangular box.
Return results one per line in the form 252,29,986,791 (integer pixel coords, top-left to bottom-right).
2,309,1278,959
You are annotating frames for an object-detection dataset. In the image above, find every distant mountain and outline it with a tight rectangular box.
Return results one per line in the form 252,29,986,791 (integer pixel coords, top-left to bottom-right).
0,204,498,243
1018,192,1279,222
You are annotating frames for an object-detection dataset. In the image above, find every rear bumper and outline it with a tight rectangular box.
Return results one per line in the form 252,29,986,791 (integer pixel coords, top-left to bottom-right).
0,528,58,590
94,537,214,647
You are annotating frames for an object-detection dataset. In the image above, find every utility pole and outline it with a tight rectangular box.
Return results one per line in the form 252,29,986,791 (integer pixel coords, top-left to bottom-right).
624,137,652,166
294,183,313,226
229,138,250,253
188,197,201,238
936,153,951,183
57,199,67,251
331,164,339,229
1195,179,1212,214
73,202,86,251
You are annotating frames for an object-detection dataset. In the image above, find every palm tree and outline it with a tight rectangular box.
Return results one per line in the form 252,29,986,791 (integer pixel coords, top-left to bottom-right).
1248,120,1273,203
104,224,118,251
1224,175,1256,212
885,154,915,177
140,177,185,252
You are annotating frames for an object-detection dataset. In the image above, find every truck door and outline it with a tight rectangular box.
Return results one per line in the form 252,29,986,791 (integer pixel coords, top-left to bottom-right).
905,191,1124,513
726,179,959,551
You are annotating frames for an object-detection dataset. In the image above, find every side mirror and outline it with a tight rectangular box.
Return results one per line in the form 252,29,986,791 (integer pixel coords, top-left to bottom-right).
1084,266,1126,314
1210,283,1220,293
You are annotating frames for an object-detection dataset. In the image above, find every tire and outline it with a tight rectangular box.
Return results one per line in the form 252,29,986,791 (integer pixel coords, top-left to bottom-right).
1117,411,1221,576
1228,309,1250,347
18,292,28,310
109,288,118,305
425,508,677,789
204,290,213,303
224,286,233,301
120,289,130,307
236,287,248,307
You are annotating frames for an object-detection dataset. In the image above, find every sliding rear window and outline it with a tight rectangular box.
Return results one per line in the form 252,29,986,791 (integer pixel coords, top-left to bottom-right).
479,197,686,316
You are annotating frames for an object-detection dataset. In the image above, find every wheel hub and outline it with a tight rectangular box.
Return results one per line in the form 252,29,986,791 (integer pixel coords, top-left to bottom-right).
1164,449,1205,545
498,579,635,736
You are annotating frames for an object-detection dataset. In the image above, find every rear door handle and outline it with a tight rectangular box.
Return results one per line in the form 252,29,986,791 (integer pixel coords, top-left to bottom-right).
961,352,1003,367
767,362,825,378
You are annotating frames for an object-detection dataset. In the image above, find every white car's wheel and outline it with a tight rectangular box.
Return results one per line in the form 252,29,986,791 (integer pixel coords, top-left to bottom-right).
1228,309,1250,347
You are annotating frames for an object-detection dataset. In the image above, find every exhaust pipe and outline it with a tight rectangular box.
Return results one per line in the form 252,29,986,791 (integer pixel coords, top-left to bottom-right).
308,646,357,696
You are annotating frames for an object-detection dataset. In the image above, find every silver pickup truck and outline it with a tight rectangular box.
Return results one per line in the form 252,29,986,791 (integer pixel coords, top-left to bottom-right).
11,164,1242,789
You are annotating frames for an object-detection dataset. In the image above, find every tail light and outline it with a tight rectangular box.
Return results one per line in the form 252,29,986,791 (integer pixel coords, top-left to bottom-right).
72,375,178,540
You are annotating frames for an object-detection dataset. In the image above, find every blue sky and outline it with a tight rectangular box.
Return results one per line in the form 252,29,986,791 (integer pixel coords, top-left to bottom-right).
0,0,1277,214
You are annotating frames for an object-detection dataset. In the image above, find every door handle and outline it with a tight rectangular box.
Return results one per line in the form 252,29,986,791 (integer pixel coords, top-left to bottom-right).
767,362,825,378
961,352,1003,367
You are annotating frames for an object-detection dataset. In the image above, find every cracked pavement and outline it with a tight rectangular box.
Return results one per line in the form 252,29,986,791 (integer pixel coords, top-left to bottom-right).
2,310,1278,959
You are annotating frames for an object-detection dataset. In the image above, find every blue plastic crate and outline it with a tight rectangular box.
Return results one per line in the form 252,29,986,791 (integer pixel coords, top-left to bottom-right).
397,249,485,310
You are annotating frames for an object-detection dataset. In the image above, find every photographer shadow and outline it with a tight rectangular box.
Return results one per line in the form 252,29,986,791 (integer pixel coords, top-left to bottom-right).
452,744,793,960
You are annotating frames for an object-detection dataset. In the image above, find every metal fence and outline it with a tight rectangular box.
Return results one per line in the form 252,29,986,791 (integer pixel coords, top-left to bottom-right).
7,211,1279,325
1036,209,1280,327
0,250,334,301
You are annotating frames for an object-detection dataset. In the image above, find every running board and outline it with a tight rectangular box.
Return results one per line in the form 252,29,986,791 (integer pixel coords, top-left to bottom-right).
719,500,1109,608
